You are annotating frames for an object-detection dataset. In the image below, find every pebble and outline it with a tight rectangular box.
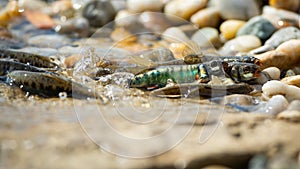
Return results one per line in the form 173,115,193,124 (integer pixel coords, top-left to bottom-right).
82,0,116,27
168,43,188,59
64,54,82,68
250,27,300,54
162,27,189,43
255,40,300,69
139,12,172,32
237,16,276,42
114,10,142,31
131,47,175,64
254,95,289,115
177,24,198,37
190,7,220,28
262,80,300,102
281,75,300,88
24,10,55,29
220,20,246,40
110,27,137,43
51,0,75,18
191,27,221,48
269,0,300,12
266,27,300,47
219,35,261,55
277,100,300,122
216,0,260,20
221,94,256,106
127,0,164,13
55,17,90,37
262,67,281,80
164,0,207,20
262,6,300,29
111,0,126,11
0,1,21,27
27,34,71,48
20,0,48,11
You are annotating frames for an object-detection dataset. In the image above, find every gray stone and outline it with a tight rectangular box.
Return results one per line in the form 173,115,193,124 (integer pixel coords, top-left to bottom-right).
27,34,72,49
82,0,116,27
237,16,276,42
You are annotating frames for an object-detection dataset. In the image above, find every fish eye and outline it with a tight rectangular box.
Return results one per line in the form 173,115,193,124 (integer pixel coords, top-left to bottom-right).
210,61,218,68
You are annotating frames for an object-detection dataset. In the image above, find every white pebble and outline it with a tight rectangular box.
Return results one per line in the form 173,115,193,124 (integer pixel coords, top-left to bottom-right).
262,80,300,102
115,10,139,27
127,0,164,13
262,67,281,80
254,95,289,115
162,27,190,43
164,0,207,20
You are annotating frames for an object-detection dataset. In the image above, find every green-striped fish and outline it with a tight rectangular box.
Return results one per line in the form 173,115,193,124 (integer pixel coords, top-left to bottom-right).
129,64,209,88
130,61,261,88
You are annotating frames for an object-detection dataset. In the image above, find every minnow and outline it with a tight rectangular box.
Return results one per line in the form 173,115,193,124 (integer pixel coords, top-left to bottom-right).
0,49,60,68
3,70,107,103
0,60,46,76
130,61,261,88
130,63,209,88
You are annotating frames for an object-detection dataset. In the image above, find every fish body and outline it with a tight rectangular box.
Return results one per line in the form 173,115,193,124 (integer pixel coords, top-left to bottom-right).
129,64,209,88
201,55,261,66
0,49,60,68
5,70,106,102
0,60,46,76
130,60,261,88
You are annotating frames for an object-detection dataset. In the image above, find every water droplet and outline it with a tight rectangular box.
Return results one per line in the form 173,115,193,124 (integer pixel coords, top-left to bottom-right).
59,92,67,100
55,25,62,32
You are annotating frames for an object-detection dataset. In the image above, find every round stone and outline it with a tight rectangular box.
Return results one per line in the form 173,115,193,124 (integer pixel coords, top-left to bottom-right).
219,35,261,54
269,0,300,12
126,0,164,13
164,0,207,20
162,27,190,43
139,12,172,32
82,0,116,27
277,100,300,122
220,20,246,40
262,67,281,80
115,10,137,27
28,34,71,48
191,27,221,48
237,16,276,42
190,7,220,28
262,80,300,102
281,75,300,88
216,0,260,20
262,6,300,29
